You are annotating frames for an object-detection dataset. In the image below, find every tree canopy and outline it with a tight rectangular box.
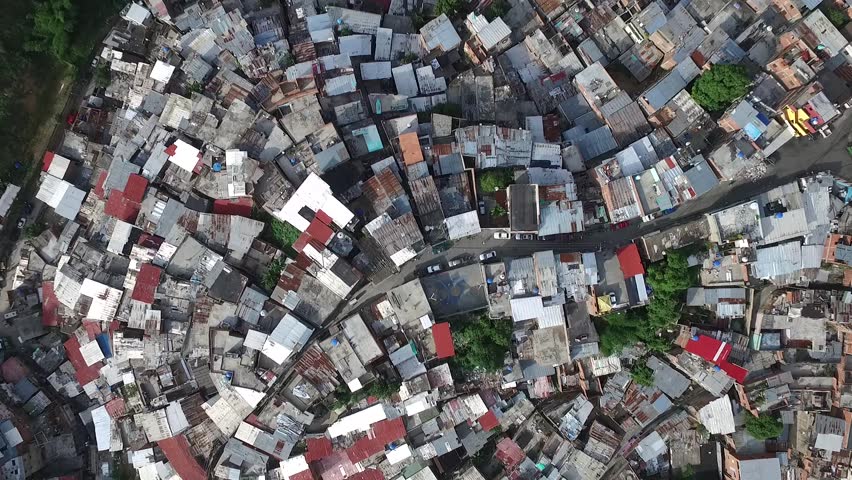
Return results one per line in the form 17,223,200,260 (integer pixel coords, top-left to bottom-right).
630,362,654,387
744,413,783,440
597,250,692,355
434,0,462,17
453,315,512,372
823,5,849,27
25,0,77,59
690,64,751,111
261,257,286,292
479,169,514,193
484,0,509,20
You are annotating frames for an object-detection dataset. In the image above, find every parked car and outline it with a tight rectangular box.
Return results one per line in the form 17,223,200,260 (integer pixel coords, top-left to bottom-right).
609,292,617,305
493,231,510,239
479,250,497,261
478,200,486,215
426,264,442,273
514,233,535,240
610,221,630,231
16,218,25,229
448,259,463,268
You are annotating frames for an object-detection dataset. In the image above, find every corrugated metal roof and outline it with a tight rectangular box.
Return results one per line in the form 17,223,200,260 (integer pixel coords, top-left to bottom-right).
477,17,511,51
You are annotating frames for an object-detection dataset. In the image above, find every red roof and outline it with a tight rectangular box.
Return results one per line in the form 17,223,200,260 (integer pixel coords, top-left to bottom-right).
42,151,55,172
478,410,499,431
137,233,164,249
306,437,333,463
685,335,749,383
290,471,316,480
105,397,126,418
306,217,334,245
123,174,148,203
159,436,206,480
432,322,455,359
63,337,101,385
495,437,525,470
104,190,141,223
1,358,29,384
212,197,253,217
293,232,311,253
685,335,730,363
92,171,108,199
616,243,645,278
164,144,177,156
42,281,59,327
345,418,406,463
83,321,102,340
132,264,162,304
350,470,384,480
315,210,333,225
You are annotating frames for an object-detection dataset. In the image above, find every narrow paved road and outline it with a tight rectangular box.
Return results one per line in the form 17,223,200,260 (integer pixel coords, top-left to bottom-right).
341,108,852,317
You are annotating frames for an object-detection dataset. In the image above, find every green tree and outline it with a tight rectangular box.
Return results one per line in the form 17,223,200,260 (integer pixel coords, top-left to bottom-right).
453,315,512,372
479,169,514,193
597,250,692,355
690,64,751,111
338,25,353,36
25,0,78,60
485,0,508,20
412,11,430,30
261,257,286,292
630,362,654,387
823,5,849,27
401,52,418,64
434,0,462,17
491,205,507,217
744,413,783,440
94,62,110,87
24,221,47,239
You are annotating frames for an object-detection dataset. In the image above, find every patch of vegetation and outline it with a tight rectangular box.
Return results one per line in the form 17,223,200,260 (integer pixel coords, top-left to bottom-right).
823,4,849,28
630,361,654,387
676,465,695,480
490,205,507,217
597,250,692,355
23,221,46,239
434,0,463,17
188,81,204,94
254,209,300,256
479,169,514,193
400,52,419,64
432,102,462,117
484,0,509,21
338,25,353,36
744,413,783,440
452,315,512,372
25,0,77,60
94,61,111,88
332,380,401,409
690,64,751,112
412,10,430,30
261,257,286,292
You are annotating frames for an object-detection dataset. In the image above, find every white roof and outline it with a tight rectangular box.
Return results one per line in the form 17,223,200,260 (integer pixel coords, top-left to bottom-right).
167,139,201,172
80,340,105,366
108,220,134,254
166,401,190,434
92,405,112,451
393,63,419,96
420,14,461,52
635,430,666,462
375,27,393,60
0,184,20,218
47,153,72,178
386,443,413,464
150,60,175,84
538,305,566,328
261,313,313,365
36,174,86,220
361,61,392,80
274,173,354,231
510,296,544,322
123,3,151,25
445,211,481,240
244,329,268,350
328,403,389,438
477,17,511,51
280,456,310,479
80,278,123,322
339,35,373,56
325,74,358,96
698,397,735,434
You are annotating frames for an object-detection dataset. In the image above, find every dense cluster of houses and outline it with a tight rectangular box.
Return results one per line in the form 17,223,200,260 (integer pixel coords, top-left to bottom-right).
2,0,852,478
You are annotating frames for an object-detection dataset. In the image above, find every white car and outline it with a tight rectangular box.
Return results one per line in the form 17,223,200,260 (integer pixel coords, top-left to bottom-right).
479,250,497,261
426,264,442,273
493,231,510,239
448,259,463,268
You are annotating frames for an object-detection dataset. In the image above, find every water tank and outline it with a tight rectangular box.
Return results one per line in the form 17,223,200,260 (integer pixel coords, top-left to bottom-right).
331,338,340,346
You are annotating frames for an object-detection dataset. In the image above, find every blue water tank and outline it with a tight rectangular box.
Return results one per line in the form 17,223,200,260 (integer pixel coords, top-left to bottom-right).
212,162,222,172
713,365,721,372
692,335,699,341
331,338,340,346
775,212,783,218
